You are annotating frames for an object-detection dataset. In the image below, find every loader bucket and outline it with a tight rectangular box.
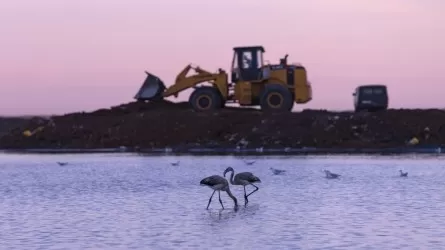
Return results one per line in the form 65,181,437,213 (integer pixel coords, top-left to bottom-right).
134,71,166,101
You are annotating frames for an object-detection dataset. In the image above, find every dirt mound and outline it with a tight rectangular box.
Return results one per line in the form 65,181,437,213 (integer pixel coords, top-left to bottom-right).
1,100,444,149
84,100,192,115
0,117,34,138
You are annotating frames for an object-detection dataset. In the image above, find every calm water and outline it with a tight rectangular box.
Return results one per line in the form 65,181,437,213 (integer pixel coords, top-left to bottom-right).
1,153,445,250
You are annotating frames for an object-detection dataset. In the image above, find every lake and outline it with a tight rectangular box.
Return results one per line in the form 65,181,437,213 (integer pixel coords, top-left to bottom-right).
1,153,444,250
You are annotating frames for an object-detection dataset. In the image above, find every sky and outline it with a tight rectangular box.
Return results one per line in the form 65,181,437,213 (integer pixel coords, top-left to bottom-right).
0,0,444,115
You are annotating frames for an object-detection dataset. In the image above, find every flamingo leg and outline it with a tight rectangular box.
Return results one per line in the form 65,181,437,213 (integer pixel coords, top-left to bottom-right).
246,184,259,198
218,191,224,209
243,186,248,205
206,190,216,209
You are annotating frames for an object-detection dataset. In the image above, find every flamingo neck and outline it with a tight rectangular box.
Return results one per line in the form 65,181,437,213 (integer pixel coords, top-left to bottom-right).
229,170,235,185
226,188,238,207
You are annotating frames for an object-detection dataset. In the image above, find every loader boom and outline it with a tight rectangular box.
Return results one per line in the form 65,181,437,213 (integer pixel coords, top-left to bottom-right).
162,64,229,100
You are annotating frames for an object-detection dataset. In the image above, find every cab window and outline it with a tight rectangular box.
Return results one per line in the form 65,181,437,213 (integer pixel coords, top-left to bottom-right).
361,88,373,95
242,51,253,69
256,50,263,68
373,88,384,94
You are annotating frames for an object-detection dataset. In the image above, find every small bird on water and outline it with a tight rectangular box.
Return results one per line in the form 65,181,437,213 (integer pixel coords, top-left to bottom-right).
270,167,286,175
324,170,340,179
200,175,238,210
171,161,180,166
243,160,256,165
399,170,408,177
223,167,261,205
57,162,68,166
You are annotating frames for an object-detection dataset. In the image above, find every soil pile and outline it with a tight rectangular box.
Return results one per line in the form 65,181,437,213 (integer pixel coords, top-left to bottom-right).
0,117,35,138
1,100,444,149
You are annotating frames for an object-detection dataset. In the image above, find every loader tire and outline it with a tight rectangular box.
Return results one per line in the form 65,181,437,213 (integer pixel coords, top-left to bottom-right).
189,87,223,112
260,84,293,112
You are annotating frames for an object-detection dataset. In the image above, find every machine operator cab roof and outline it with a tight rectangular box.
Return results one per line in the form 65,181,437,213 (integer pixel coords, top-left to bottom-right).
231,46,265,83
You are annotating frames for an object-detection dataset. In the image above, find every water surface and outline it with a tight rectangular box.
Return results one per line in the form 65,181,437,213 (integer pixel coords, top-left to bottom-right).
1,153,445,249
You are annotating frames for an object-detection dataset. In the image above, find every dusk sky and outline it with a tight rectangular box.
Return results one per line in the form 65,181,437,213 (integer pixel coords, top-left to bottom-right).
1,0,444,115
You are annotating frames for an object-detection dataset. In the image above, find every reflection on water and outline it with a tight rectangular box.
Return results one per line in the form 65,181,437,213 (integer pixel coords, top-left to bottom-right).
206,204,260,222
1,153,445,249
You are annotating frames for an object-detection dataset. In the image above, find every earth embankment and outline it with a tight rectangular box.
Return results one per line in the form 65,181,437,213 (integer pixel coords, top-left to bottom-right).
0,101,443,150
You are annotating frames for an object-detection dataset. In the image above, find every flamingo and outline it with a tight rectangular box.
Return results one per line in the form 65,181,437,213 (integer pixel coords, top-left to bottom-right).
200,175,238,210
223,167,261,205
399,170,408,177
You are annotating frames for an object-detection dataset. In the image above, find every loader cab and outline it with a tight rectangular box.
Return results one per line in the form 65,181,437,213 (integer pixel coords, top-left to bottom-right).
231,46,265,83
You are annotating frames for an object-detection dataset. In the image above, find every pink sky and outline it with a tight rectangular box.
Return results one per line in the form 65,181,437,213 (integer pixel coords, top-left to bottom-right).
1,0,444,116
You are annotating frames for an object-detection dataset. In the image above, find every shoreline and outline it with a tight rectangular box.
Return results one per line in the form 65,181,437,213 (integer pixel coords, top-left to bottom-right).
0,146,442,155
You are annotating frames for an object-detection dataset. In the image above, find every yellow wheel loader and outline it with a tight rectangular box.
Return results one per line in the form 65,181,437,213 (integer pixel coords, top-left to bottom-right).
134,46,312,112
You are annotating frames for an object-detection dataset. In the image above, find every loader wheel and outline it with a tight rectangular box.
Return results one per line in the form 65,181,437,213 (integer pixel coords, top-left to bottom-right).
189,87,222,112
260,84,293,112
